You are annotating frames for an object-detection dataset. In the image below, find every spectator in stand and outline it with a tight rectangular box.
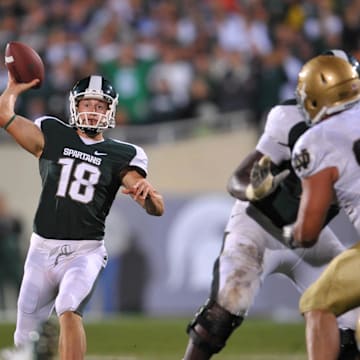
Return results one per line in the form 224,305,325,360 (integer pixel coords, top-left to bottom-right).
148,78,181,123
0,192,23,312
148,41,194,122
255,21,305,124
91,17,121,65
100,42,156,124
211,1,272,58
302,0,343,52
0,0,359,130
210,48,255,114
341,0,360,53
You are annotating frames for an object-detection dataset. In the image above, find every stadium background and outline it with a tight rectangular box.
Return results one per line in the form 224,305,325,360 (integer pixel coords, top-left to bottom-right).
1,0,360,357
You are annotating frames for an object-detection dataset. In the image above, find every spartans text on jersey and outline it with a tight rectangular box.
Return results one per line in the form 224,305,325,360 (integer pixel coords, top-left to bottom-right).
63,147,102,166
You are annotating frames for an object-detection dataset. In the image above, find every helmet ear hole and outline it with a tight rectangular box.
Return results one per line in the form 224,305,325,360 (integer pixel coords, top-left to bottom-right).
305,98,317,110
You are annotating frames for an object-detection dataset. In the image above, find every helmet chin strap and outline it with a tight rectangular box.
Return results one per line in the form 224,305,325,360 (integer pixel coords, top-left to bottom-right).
309,106,327,125
77,127,103,137
310,98,360,125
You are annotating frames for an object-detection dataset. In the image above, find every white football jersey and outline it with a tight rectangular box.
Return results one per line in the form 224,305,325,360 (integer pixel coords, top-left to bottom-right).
256,101,304,165
240,99,322,229
292,102,360,234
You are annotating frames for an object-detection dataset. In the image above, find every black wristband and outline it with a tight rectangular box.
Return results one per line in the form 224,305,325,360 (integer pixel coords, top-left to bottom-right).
3,114,17,130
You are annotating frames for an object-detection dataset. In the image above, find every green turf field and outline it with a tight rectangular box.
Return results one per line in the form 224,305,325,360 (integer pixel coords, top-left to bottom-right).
0,316,307,359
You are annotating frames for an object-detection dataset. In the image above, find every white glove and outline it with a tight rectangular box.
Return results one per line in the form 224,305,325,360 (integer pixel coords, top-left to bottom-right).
245,155,290,201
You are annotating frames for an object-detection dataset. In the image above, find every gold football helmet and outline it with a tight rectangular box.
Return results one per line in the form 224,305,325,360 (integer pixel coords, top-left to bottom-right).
296,55,360,125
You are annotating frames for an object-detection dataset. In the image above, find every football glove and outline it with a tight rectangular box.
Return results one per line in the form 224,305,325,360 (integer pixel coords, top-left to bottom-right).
245,155,290,201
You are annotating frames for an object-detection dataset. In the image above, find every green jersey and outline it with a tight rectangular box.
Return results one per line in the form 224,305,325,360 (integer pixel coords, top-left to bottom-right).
33,117,147,240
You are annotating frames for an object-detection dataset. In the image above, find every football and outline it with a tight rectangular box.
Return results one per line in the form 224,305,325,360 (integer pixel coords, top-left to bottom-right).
4,41,45,88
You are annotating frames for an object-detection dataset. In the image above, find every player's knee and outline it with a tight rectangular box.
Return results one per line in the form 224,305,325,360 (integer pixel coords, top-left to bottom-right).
186,298,243,355
299,284,319,314
299,294,310,314
55,293,83,317
300,288,341,317
217,251,262,315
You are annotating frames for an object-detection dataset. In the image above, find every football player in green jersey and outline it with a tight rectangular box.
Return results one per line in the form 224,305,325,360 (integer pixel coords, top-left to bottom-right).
0,72,164,360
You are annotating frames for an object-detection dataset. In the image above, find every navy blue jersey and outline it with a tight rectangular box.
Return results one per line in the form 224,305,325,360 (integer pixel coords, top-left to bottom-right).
33,117,148,240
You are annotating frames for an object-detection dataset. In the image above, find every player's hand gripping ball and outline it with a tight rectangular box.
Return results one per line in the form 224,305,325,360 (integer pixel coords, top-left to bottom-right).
4,41,45,88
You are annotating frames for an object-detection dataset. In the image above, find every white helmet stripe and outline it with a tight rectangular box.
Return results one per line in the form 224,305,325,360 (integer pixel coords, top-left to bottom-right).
327,49,348,62
69,75,118,132
88,75,102,91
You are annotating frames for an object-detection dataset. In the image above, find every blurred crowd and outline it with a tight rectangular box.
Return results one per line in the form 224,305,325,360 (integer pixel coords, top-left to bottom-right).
0,193,23,314
0,0,360,128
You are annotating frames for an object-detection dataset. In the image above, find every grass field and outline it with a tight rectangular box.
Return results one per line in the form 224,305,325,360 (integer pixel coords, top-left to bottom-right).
0,316,307,359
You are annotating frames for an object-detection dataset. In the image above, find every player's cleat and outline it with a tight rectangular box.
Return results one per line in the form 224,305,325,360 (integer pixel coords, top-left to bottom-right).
0,344,33,360
33,319,59,360
339,328,360,360
0,318,59,360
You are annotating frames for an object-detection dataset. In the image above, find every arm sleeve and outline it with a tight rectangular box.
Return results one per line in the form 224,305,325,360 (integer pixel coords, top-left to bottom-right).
292,127,341,179
256,105,302,165
130,145,148,176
